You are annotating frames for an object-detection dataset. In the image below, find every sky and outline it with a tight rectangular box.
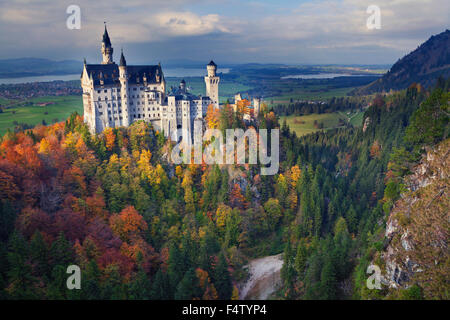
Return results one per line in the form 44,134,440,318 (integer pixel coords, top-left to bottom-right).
0,0,448,66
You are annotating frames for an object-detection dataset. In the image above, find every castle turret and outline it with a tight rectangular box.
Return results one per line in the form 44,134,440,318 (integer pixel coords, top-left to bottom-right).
101,23,114,64
204,60,220,108
119,49,130,126
180,79,186,93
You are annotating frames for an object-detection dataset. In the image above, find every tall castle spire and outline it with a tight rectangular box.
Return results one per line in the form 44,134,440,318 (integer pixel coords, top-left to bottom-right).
101,22,114,64
119,48,126,67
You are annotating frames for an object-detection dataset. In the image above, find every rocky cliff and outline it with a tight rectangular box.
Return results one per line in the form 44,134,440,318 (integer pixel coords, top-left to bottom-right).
381,139,449,298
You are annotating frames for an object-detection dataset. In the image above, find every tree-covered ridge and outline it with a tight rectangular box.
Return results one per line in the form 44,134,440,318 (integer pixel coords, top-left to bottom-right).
279,81,448,299
353,29,450,95
0,78,448,300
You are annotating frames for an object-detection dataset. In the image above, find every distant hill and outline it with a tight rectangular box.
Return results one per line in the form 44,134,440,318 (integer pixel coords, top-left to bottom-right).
353,29,450,95
0,58,82,78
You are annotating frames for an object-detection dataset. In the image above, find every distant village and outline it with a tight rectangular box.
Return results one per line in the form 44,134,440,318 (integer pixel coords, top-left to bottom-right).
0,80,81,101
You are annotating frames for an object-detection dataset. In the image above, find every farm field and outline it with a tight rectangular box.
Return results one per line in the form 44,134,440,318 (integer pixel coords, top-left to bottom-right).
0,95,82,135
280,109,364,137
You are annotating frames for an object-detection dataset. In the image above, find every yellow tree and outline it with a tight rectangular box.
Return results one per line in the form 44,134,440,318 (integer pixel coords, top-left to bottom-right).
104,127,116,151
290,165,301,188
38,138,50,155
205,104,220,129
216,203,232,229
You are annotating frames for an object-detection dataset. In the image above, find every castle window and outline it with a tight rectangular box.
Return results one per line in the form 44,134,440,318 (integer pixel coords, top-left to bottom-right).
133,88,137,91
99,112,103,115
97,90,100,93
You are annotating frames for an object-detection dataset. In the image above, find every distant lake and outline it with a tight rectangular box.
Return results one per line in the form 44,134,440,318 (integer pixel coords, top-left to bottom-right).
0,68,230,84
281,73,374,79
164,68,230,77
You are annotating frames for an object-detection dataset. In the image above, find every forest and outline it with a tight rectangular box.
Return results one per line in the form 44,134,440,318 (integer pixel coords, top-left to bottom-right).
0,78,448,300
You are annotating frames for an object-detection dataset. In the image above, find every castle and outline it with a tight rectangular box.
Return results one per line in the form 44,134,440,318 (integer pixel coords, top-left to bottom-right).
81,25,220,142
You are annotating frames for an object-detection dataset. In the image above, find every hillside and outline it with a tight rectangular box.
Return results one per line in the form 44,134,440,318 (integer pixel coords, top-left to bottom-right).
353,30,450,95
0,81,447,300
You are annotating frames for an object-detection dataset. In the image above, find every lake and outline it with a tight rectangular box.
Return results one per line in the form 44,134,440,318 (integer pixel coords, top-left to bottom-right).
0,68,230,84
281,73,372,79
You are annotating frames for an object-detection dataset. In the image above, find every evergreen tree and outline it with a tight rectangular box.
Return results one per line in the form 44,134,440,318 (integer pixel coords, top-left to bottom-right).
7,232,38,299
175,267,202,300
151,269,171,300
213,252,232,300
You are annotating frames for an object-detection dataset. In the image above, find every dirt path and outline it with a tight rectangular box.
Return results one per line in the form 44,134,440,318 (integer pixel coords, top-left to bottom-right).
239,253,284,300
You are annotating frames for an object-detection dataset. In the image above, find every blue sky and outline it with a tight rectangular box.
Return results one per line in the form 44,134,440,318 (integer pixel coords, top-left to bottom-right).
0,0,448,65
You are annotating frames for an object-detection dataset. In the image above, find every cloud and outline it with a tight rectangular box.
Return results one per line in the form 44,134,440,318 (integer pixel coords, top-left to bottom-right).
0,0,448,64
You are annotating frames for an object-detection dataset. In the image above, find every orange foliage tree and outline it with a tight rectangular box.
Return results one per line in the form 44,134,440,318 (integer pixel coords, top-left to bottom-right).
110,205,148,242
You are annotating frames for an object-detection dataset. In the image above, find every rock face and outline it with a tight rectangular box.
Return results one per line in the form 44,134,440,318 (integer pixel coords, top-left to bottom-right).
381,139,449,292
239,254,283,300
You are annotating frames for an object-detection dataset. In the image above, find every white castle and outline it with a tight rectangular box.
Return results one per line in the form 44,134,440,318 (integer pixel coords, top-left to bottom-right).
81,25,220,141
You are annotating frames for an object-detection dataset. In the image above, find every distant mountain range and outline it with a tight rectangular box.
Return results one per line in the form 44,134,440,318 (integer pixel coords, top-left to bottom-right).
353,29,450,95
0,58,83,78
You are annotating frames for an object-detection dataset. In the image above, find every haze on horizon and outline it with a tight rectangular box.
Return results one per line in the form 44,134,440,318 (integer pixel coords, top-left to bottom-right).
0,0,448,66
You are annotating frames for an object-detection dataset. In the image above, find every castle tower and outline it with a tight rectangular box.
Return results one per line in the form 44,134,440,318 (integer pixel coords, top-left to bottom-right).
204,60,219,108
180,79,186,93
119,50,130,126
101,23,114,64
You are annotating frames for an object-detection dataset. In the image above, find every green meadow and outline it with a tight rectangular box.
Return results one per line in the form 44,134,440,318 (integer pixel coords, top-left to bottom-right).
280,109,364,137
266,86,358,106
0,95,82,136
